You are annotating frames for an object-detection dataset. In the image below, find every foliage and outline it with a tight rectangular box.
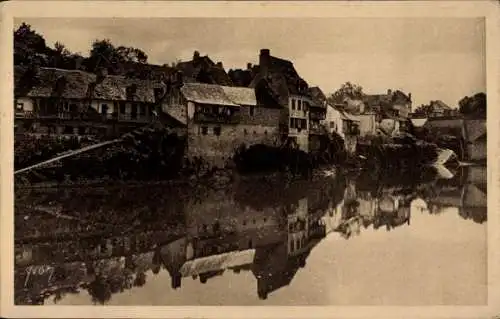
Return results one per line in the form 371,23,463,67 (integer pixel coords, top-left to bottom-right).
458,92,486,118
327,82,364,105
13,22,168,80
413,104,433,116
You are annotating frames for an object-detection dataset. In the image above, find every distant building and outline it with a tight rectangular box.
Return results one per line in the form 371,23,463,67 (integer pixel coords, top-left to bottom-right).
428,100,457,118
363,89,412,118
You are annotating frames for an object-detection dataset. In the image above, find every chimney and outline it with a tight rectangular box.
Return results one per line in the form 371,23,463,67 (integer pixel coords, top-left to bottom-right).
216,62,223,68
408,92,412,101
259,49,270,76
387,89,392,96
193,50,200,61
247,63,252,70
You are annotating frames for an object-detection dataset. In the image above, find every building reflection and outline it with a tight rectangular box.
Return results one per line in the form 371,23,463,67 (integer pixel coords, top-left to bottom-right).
14,165,486,305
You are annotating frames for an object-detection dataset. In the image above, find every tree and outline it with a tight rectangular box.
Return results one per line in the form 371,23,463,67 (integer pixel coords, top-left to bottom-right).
116,46,148,64
328,82,364,105
458,92,486,118
413,104,433,116
54,41,71,57
14,22,48,65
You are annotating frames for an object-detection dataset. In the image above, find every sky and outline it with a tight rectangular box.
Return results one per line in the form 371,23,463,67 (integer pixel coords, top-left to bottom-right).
15,18,485,108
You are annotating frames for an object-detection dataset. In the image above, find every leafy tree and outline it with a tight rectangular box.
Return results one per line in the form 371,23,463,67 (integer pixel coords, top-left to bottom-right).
116,46,148,64
458,92,486,118
413,104,433,116
328,82,364,105
54,41,71,57
14,22,48,65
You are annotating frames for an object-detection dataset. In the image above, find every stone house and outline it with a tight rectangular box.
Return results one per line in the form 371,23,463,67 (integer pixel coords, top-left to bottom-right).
160,79,282,168
14,65,165,137
230,49,312,152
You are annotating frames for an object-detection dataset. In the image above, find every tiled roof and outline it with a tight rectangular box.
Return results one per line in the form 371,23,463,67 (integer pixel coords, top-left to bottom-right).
221,86,257,106
180,83,238,106
15,66,95,99
14,66,164,103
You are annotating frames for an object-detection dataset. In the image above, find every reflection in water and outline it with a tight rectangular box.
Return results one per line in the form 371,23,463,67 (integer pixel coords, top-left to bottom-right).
14,165,487,305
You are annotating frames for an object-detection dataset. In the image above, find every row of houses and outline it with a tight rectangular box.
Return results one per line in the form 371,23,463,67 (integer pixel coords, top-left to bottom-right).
14,48,430,167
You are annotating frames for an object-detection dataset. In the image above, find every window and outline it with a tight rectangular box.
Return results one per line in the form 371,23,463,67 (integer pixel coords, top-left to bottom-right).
119,102,126,114
201,126,208,135
291,99,296,110
264,130,268,135
101,104,108,115
139,104,147,116
213,126,221,136
69,103,77,112
16,102,24,111
253,130,256,135
249,106,255,116
298,100,302,111
244,129,248,135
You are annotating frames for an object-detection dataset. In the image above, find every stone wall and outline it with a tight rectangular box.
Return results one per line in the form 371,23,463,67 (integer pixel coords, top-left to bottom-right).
186,107,281,168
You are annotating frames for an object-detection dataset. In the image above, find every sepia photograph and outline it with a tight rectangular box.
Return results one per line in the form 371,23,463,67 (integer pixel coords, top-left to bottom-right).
1,1,499,318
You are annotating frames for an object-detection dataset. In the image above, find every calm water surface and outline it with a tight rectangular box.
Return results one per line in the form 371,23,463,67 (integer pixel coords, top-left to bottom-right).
14,166,487,306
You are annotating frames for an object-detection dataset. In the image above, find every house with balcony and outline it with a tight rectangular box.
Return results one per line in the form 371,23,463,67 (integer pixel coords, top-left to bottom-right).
14,65,165,138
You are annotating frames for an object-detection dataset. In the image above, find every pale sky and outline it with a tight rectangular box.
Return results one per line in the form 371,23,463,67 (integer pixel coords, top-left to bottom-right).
15,18,485,108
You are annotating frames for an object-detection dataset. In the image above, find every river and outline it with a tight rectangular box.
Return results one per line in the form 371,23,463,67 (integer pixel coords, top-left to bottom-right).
14,165,487,306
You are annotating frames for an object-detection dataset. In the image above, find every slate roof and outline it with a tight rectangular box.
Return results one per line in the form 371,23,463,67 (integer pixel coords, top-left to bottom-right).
14,66,164,103
180,83,239,107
